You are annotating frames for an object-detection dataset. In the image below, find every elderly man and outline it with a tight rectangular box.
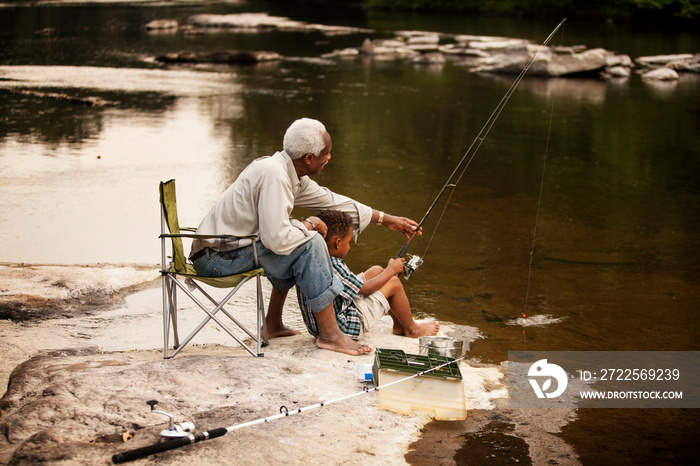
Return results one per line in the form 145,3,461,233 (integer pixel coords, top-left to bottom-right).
190,118,420,355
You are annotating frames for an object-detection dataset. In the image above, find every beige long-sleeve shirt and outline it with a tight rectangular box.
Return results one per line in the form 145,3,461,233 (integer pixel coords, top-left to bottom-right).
191,150,372,256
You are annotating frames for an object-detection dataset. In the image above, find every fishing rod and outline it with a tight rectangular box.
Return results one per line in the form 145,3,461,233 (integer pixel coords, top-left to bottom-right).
398,18,567,279
111,354,467,463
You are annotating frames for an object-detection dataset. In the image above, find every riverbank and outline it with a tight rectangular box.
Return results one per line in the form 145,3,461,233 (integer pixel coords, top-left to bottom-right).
0,263,584,465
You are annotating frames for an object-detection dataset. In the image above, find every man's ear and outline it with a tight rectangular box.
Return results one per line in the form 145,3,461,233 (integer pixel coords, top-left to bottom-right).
304,153,314,165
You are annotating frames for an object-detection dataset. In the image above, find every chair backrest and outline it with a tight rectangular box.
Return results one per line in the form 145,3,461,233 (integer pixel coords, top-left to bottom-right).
159,179,188,274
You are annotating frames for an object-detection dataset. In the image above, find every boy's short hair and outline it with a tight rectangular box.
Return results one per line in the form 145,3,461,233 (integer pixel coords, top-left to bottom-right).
317,209,352,239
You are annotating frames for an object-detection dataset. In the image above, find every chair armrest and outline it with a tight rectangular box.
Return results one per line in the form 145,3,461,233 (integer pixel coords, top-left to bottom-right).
160,233,258,241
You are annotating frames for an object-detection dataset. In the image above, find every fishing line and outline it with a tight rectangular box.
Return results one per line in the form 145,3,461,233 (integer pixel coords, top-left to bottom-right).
521,76,558,320
398,18,567,270
521,21,566,322
112,354,467,463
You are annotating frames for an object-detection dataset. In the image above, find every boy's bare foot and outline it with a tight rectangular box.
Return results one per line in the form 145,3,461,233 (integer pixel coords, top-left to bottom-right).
401,321,440,338
264,324,302,339
316,333,373,355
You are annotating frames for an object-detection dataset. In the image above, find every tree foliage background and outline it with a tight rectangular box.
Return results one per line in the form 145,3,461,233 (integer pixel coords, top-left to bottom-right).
363,0,700,21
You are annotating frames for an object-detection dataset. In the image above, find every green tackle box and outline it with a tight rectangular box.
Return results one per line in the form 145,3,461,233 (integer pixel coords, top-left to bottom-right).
372,348,466,420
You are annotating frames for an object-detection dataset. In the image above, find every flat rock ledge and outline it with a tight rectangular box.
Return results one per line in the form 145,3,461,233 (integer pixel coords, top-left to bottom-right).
0,345,425,465
155,50,282,66
147,12,372,36
0,263,157,321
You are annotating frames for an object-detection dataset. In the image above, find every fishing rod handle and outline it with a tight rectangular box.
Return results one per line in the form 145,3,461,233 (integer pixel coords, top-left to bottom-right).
396,242,410,259
112,428,227,463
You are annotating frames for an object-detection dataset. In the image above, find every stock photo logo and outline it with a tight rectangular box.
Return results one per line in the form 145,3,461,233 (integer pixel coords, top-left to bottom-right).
509,352,699,408
528,359,568,399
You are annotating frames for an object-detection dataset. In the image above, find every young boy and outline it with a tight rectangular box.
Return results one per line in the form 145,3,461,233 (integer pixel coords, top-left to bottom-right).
298,209,439,340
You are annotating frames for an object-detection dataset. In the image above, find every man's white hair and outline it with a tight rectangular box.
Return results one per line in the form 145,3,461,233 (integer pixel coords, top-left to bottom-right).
283,118,328,160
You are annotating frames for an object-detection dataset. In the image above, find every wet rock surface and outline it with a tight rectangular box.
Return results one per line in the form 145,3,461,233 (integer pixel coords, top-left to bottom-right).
0,264,156,321
0,345,426,465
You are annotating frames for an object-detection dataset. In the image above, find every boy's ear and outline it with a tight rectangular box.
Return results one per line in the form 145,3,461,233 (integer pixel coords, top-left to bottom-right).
326,235,340,250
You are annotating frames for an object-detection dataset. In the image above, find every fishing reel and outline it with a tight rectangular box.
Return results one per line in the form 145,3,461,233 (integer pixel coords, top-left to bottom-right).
403,254,423,280
146,400,195,438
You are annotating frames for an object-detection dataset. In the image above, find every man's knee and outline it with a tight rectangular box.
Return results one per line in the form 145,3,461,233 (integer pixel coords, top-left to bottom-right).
308,233,327,251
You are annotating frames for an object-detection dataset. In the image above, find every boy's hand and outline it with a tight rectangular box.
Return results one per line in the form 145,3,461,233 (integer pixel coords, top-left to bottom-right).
387,257,405,276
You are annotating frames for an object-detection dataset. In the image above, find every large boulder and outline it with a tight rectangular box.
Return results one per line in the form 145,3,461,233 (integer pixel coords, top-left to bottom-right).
359,38,420,59
538,48,609,77
472,47,610,77
641,67,680,81
144,19,179,31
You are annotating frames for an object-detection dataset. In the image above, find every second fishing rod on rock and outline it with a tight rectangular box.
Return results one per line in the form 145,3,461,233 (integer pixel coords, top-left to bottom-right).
397,18,567,280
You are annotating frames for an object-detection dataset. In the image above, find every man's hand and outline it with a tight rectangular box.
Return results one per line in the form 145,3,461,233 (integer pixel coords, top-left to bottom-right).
383,214,422,240
304,216,328,238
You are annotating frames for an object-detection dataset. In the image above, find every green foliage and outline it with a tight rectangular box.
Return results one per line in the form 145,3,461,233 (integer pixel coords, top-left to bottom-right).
631,0,700,18
365,0,700,20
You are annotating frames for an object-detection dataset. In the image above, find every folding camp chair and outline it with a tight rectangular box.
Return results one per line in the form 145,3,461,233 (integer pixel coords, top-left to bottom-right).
159,179,268,358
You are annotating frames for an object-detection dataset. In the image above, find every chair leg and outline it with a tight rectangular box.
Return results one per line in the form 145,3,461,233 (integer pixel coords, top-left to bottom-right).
162,275,181,359
257,274,269,352
170,282,180,349
162,274,170,358
168,278,263,358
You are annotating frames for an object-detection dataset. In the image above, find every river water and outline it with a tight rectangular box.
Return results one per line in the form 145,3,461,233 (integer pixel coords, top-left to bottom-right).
1,1,699,464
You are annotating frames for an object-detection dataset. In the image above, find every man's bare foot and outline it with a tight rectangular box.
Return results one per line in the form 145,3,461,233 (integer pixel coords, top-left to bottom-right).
402,321,440,338
316,333,373,355
263,324,302,339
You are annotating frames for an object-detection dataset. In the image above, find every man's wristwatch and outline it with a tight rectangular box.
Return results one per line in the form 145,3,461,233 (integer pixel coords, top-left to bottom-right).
377,211,384,225
303,218,316,230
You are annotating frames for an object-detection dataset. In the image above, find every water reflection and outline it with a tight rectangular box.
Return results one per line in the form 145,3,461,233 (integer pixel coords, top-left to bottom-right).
642,77,679,99
515,75,612,104
0,65,240,95
0,65,251,264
